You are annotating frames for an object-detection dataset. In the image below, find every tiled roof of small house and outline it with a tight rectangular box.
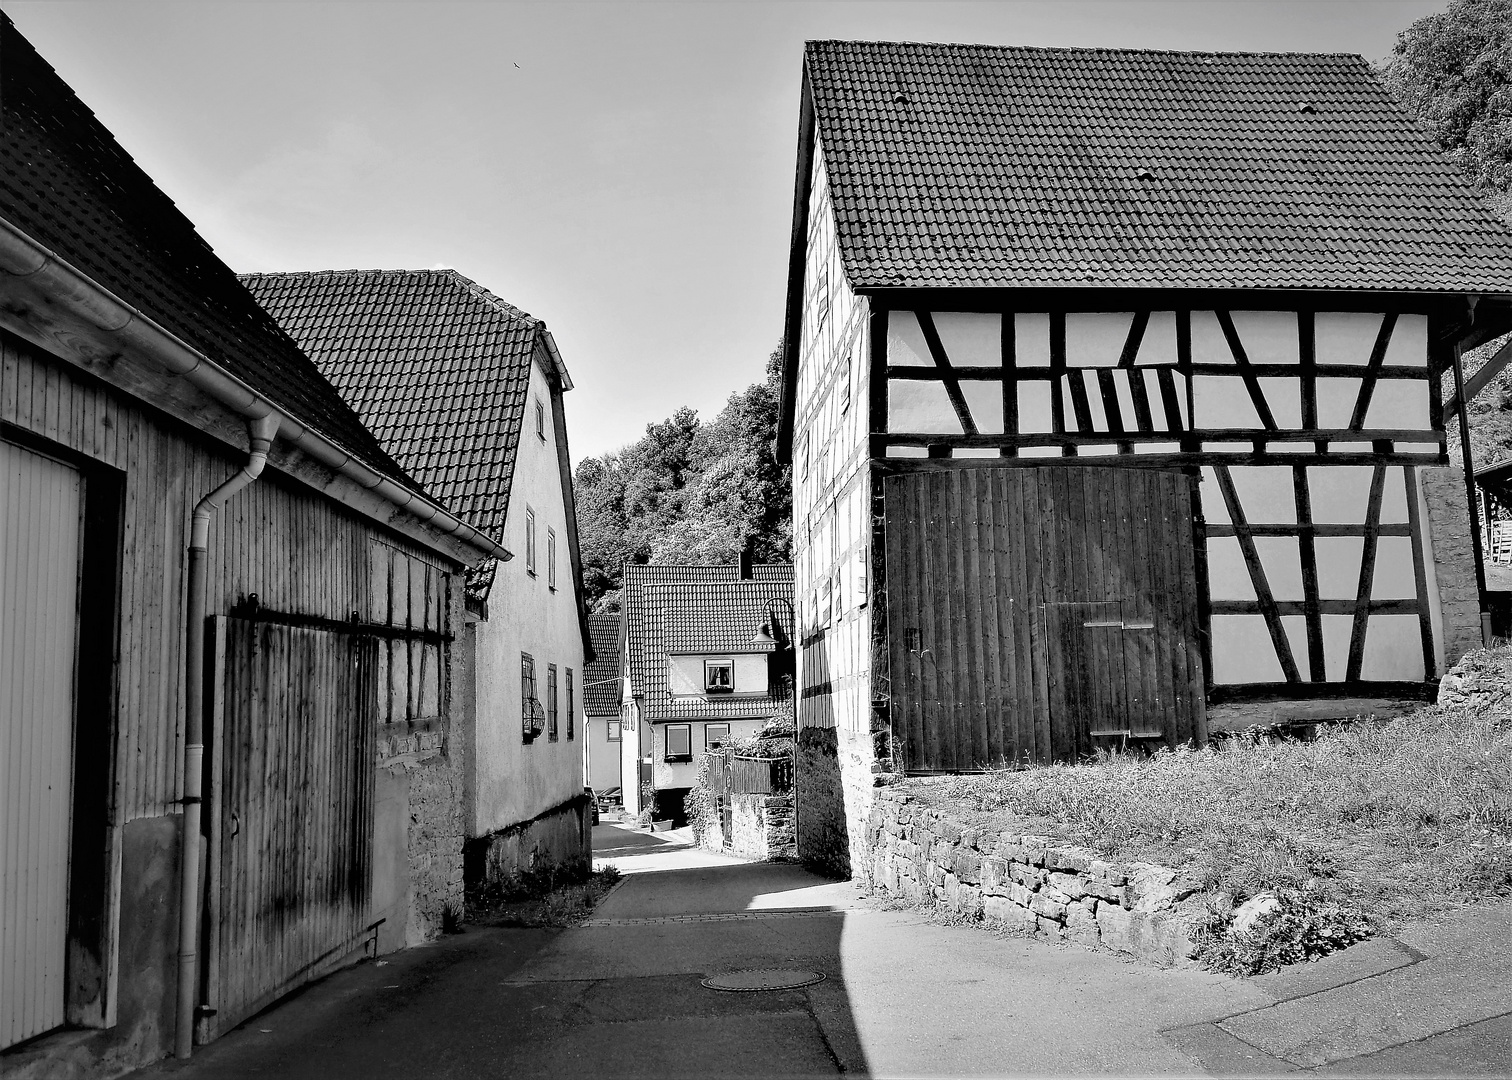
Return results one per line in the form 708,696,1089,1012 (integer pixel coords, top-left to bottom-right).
0,16,411,486
620,563,794,721
583,611,623,716
241,269,568,548
803,40,1512,292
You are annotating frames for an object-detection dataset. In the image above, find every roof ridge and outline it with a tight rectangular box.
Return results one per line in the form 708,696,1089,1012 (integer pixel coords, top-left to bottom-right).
804,39,1367,59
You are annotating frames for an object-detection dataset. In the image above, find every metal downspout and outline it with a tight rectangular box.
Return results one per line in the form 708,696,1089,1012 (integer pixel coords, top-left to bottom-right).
176,413,279,1059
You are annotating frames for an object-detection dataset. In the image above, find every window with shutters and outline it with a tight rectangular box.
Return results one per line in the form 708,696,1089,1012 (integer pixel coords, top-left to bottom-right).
547,663,559,741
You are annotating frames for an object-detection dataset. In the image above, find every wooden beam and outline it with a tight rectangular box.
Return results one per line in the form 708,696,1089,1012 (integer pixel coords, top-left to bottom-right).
875,451,1448,472
1441,332,1512,419
1118,311,1150,368
1001,312,1017,458
1214,464,1300,682
914,310,977,435
1345,464,1388,681
1207,521,1413,538
1207,680,1437,705
1051,312,1070,455
1294,465,1325,681
1067,370,1095,434
882,427,1443,448
1403,465,1437,679
869,304,890,435
1211,598,1421,616
1215,310,1278,431
1349,313,1398,431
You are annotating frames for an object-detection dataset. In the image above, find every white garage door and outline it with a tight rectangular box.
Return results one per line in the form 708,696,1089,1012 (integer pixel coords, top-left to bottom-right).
1,438,82,1049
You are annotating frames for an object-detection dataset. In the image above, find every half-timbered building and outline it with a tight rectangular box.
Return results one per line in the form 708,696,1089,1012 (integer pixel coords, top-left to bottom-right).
777,41,1512,877
243,270,596,893
0,18,504,1074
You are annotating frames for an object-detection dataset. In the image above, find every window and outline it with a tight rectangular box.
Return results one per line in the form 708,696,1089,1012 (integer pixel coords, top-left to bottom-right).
521,653,537,742
665,724,692,762
607,719,621,742
705,723,730,749
704,658,733,694
525,507,536,575
535,399,546,441
565,668,574,740
547,528,557,590
547,663,559,741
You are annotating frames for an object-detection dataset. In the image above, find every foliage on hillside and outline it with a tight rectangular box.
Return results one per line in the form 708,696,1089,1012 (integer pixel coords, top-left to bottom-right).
574,349,791,611
1381,0,1512,469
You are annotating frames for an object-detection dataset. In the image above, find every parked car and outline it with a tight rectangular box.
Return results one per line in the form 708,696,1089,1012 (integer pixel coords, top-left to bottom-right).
584,787,600,825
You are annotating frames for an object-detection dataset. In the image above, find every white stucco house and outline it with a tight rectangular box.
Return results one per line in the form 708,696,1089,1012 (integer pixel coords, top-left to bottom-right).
244,269,595,887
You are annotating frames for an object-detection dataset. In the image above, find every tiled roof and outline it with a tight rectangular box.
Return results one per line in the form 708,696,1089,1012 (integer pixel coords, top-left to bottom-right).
241,269,552,546
0,16,409,483
804,41,1512,292
583,611,623,716
620,563,795,721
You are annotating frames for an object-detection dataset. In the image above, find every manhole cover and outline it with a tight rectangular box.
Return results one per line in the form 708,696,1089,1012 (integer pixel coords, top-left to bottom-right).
701,968,826,992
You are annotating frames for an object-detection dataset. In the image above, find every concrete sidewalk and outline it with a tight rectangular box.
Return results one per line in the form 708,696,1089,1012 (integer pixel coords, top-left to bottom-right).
1163,902,1512,1075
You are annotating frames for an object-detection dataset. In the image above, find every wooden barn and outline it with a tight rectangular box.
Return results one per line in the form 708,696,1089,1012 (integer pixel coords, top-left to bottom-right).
776,41,1512,877
0,18,503,1074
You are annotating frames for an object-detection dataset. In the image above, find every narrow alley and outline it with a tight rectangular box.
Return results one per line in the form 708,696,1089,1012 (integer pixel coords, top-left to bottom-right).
138,823,1297,1079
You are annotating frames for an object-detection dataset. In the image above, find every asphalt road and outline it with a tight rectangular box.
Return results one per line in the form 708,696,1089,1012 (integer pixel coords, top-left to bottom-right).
142,821,1511,1078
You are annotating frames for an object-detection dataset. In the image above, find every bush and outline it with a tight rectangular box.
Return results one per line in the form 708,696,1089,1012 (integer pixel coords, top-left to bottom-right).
1196,892,1376,976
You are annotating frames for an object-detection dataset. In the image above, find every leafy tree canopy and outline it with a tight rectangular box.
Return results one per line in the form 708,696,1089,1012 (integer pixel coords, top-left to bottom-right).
573,349,791,611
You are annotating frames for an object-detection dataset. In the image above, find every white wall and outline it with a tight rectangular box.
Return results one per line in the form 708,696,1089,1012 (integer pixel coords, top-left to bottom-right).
666,653,769,696
470,350,586,835
650,718,766,792
584,715,622,793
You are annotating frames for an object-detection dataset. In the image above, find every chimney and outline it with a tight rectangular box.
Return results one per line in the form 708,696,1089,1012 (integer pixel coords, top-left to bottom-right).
738,549,753,580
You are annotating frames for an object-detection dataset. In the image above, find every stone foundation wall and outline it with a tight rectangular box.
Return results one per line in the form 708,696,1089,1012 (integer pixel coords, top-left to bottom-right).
1422,466,1484,668
865,788,1207,967
398,749,468,941
701,793,796,860
462,792,591,898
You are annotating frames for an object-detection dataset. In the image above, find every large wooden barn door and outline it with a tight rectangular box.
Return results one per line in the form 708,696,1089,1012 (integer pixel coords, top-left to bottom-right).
1,439,82,1049
202,615,378,1039
883,467,1205,772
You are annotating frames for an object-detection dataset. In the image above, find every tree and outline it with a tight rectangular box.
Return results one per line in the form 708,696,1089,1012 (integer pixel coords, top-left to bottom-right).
571,348,792,611
1380,0,1512,195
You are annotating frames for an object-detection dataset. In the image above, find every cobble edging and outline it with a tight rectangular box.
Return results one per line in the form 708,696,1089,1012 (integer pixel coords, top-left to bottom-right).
865,788,1209,967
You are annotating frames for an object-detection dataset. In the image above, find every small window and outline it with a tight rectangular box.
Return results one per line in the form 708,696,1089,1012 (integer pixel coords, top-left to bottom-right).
665,724,692,762
704,658,733,694
525,507,536,575
547,664,559,741
705,723,730,749
521,653,537,743
535,399,546,441
607,719,622,742
566,667,574,740
547,528,557,590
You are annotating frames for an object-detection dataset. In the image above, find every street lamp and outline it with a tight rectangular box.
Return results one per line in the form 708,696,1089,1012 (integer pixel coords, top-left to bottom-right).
750,597,795,648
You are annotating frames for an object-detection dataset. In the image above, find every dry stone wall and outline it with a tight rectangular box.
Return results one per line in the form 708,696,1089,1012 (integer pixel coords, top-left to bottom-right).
701,792,797,860
865,788,1209,967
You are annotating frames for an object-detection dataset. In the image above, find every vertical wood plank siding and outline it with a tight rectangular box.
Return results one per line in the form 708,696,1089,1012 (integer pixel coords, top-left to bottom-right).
883,467,1205,771
0,337,444,821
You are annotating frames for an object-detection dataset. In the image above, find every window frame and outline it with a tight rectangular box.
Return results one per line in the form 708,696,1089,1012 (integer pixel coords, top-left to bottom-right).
547,663,559,741
525,506,537,575
703,657,734,694
606,719,621,742
521,652,537,743
565,667,574,740
535,398,546,441
547,527,557,590
705,723,731,749
664,723,692,763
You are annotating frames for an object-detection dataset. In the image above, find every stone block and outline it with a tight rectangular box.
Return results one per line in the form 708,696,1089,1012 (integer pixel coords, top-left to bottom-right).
953,850,983,885
981,856,1011,895
1047,871,1088,900
1035,915,1065,939
1008,881,1034,907
1010,863,1047,887
1045,846,1095,873
937,820,964,843
1041,883,1072,906
1087,880,1132,906
1066,898,1100,947
1029,894,1067,921
957,881,984,917
1089,859,1128,886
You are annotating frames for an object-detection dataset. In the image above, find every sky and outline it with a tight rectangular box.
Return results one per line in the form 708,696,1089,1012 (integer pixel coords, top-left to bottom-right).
9,0,1447,463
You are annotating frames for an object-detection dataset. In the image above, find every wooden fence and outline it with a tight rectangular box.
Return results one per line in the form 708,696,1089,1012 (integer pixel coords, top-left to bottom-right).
703,751,793,795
